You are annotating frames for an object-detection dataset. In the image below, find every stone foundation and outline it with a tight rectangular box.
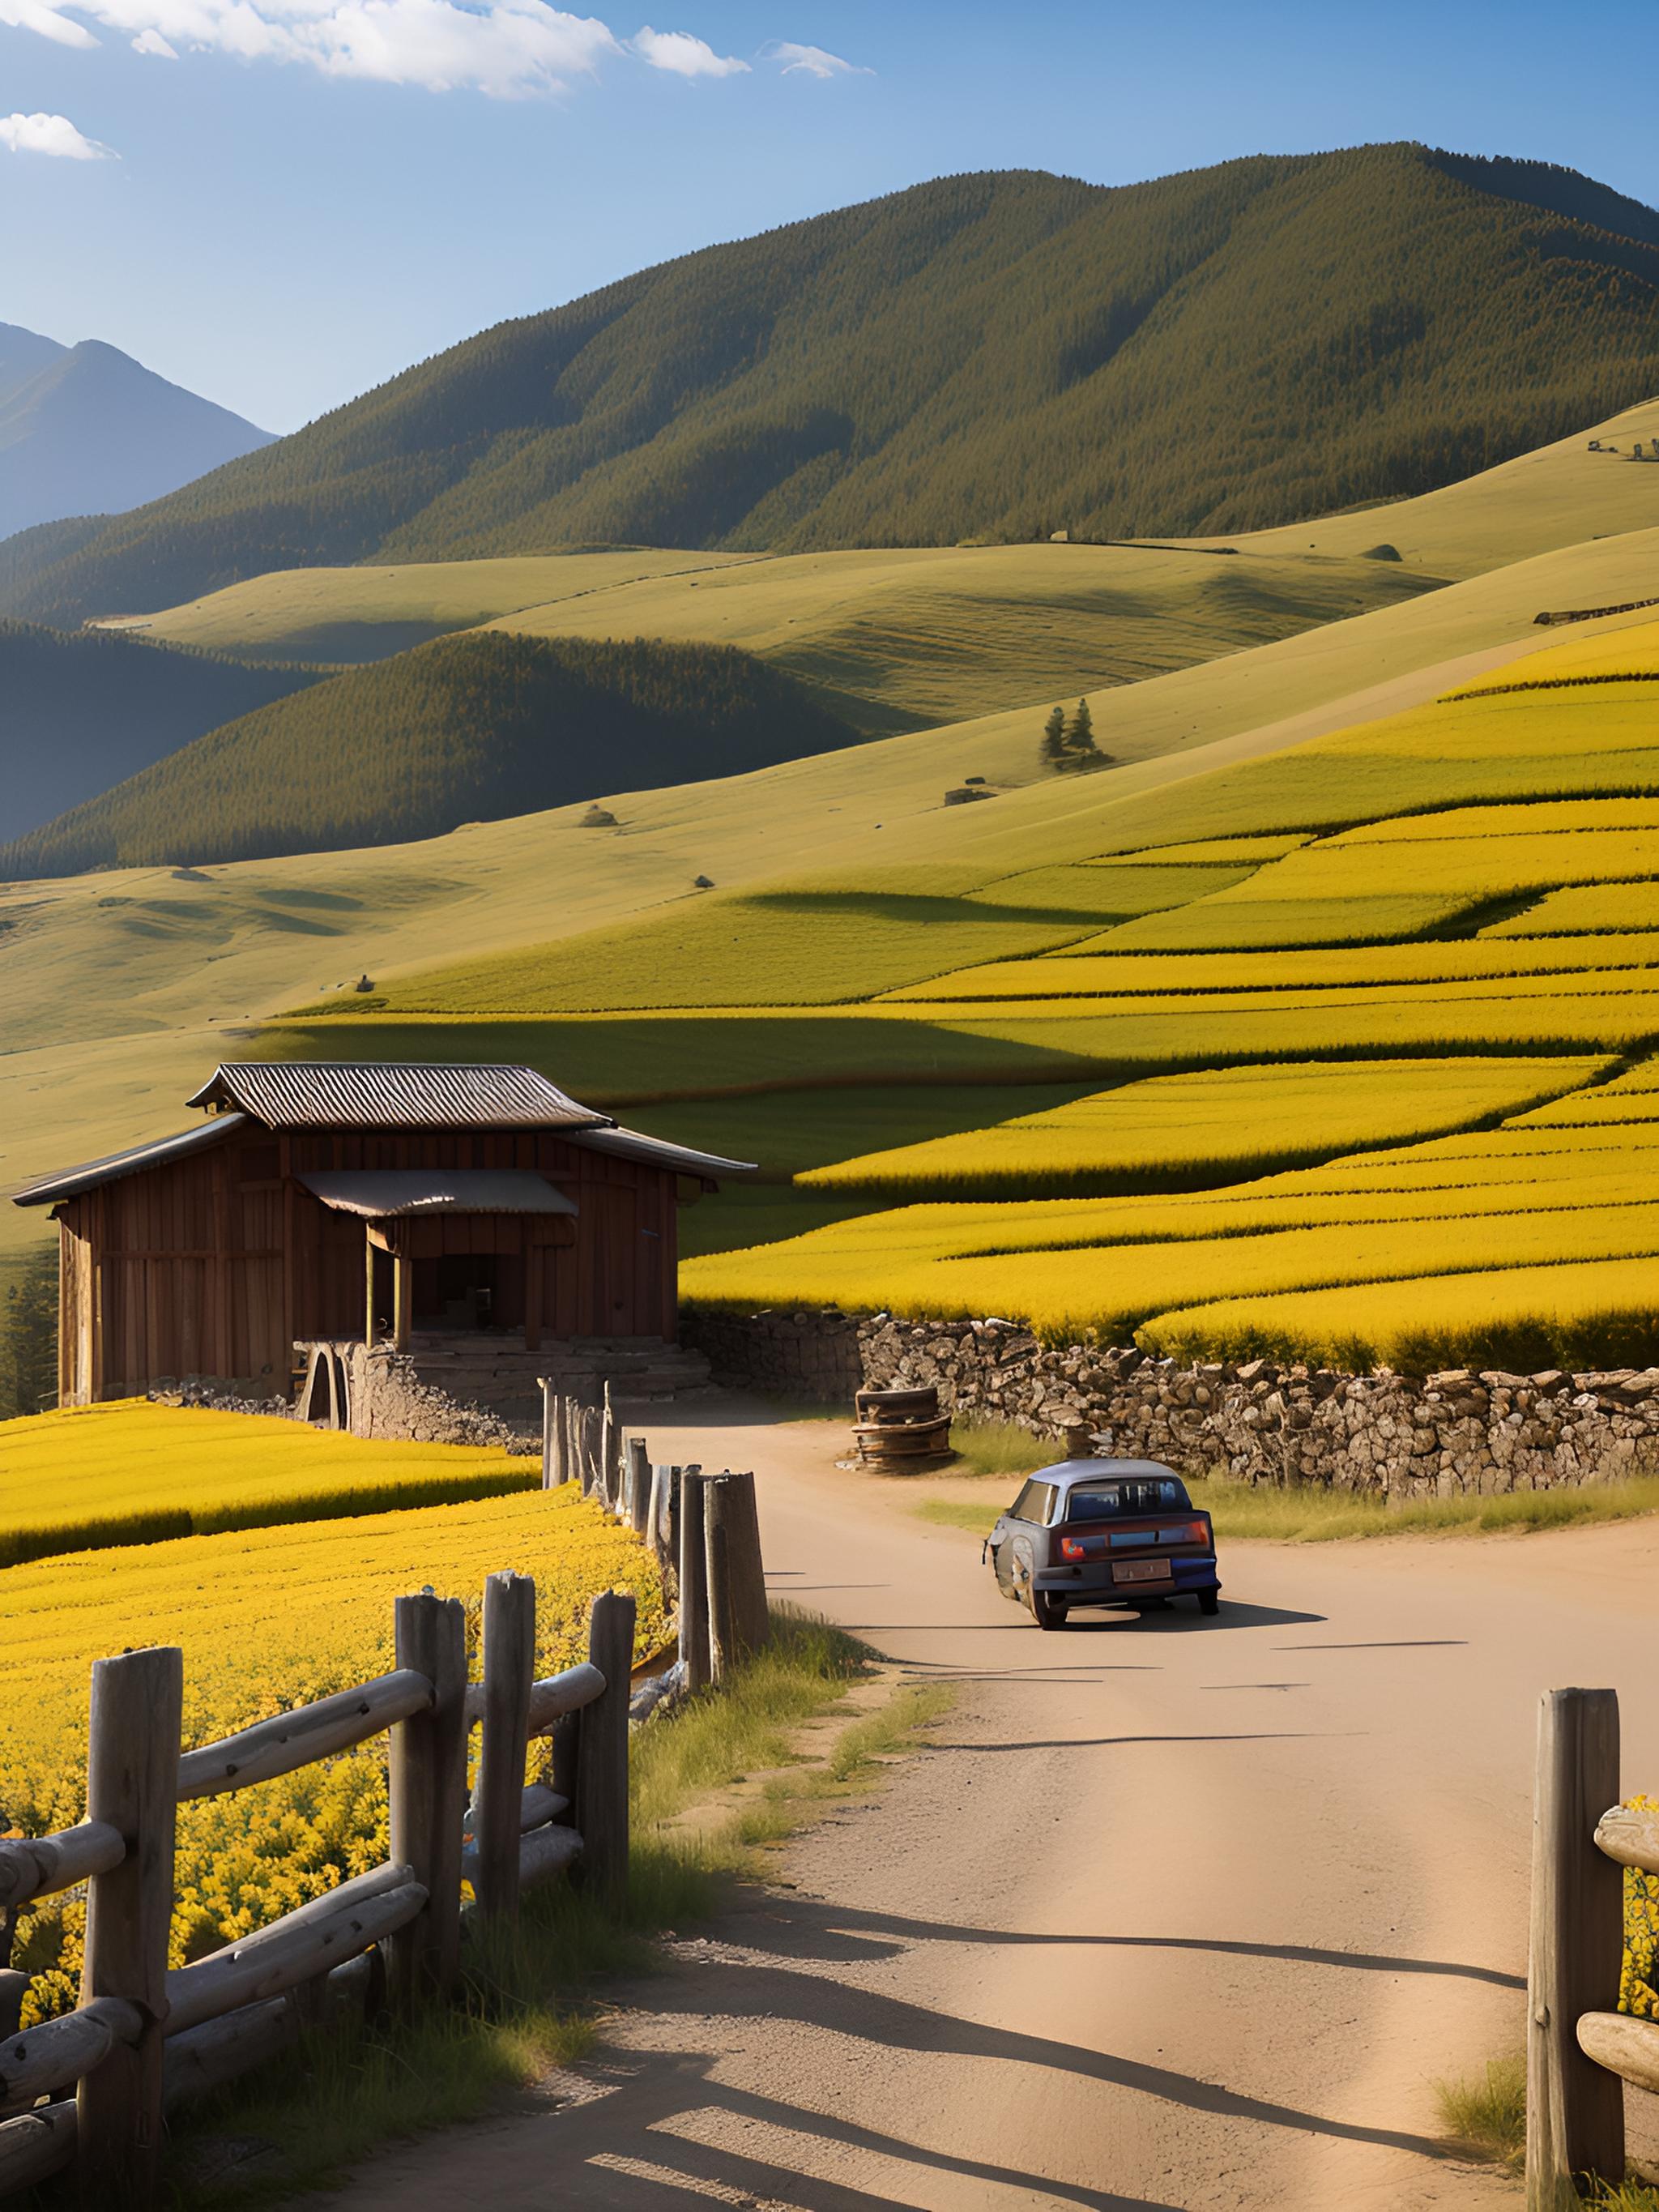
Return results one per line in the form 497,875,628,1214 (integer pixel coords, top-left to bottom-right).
680,1304,1659,1497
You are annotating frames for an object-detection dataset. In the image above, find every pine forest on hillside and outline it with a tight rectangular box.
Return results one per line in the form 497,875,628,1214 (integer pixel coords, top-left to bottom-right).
8,143,1659,629
0,632,861,875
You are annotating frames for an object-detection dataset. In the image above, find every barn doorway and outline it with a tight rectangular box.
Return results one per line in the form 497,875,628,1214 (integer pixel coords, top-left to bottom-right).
413,1250,525,1333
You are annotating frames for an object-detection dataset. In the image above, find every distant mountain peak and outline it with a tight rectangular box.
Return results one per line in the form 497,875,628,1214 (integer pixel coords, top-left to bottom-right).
0,327,273,543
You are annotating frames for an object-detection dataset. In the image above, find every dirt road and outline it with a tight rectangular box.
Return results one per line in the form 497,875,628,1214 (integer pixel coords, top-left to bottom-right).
325,1400,1659,2210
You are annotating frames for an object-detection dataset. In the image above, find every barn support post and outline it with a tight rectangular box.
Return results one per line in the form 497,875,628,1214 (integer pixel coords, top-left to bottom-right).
363,1229,376,1348
75,1644,184,2212
704,1471,768,1685
678,1471,710,1694
575,1591,634,1905
386,1594,467,2010
392,1249,411,1352
1528,1688,1625,2208
474,1573,535,1927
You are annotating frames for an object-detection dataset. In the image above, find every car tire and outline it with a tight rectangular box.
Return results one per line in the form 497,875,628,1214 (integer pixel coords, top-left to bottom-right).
1197,1591,1221,1616
1030,1591,1067,1631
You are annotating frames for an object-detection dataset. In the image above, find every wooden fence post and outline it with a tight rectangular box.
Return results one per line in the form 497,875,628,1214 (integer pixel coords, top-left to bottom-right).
678,1471,710,1693
475,1573,536,1926
386,1593,467,2010
539,1382,557,1488
602,1389,621,1510
1528,1687,1625,2209
579,1407,599,1499
75,1643,183,2212
648,1463,677,1571
576,1591,635,1905
624,1437,650,1534
705,1471,768,1685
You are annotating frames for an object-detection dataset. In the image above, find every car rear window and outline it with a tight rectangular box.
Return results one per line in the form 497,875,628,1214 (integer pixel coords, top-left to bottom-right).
1065,1478,1190,1521
1010,1480,1059,1526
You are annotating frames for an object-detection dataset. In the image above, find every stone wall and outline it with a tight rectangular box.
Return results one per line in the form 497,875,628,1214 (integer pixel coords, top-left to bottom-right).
680,1305,1659,1496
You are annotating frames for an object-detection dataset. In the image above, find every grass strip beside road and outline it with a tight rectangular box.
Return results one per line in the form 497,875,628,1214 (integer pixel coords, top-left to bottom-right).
915,1475,1659,1544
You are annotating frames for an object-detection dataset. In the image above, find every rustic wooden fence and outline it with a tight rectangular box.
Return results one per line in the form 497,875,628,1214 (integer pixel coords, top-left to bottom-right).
0,1389,766,2210
1527,1686,1659,2209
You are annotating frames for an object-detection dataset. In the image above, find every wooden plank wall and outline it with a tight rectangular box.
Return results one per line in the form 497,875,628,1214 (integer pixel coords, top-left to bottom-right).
56,1124,684,1402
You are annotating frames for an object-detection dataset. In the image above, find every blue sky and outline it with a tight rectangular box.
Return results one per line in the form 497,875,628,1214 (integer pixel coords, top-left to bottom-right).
5,0,1659,433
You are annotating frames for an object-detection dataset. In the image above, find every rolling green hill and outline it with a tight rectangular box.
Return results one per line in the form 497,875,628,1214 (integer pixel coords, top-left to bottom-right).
0,632,861,876
0,620,321,845
8,144,1659,629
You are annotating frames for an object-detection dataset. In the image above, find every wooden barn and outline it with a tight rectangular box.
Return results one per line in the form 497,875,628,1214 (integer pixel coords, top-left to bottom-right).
13,1061,750,1407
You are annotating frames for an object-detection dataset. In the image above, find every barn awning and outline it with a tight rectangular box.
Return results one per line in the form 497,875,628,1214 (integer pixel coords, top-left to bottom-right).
296,1170,578,1218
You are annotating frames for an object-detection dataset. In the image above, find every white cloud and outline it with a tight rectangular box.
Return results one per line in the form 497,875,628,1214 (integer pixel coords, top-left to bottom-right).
2,0,621,92
0,0,858,98
0,107,116,154
760,38,868,77
631,23,745,75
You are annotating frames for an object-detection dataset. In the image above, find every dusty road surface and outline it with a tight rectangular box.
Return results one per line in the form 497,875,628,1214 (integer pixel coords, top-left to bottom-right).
322,1399,1659,2211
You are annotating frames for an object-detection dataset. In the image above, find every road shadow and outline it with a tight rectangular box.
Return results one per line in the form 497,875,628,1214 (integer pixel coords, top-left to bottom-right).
710,1890,1525,1992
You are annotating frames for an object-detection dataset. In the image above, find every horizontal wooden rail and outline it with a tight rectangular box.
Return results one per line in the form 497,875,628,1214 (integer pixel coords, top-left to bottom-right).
463,1785,568,1843
163,1954,376,2112
165,1876,426,2037
178,1670,434,1801
1578,2010,1659,2095
0,1821,124,1911
1594,1804,1659,1875
0,2102,77,2194
518,1825,582,1892
463,1660,604,1736
0,1996,142,2117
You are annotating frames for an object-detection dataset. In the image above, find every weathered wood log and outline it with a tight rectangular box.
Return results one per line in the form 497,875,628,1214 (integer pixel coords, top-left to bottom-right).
386,1594,467,2011
601,1389,621,1510
166,1880,426,2037
0,2100,77,2193
678,1472,710,1694
576,1593,634,1905
163,1952,376,2112
647,1463,676,1570
0,1997,142,2117
0,1975,26,2042
527,1659,607,1736
1578,2009,1659,2096
517,1784,568,1831
0,1821,125,1912
518,1825,583,1893
77,1644,182,2212
475,1572,535,1925
704,1471,768,1685
177,1669,433,1800
1528,1688,1624,2208
625,1437,651,1535
177,1862,415,1988
539,1380,557,1488
1595,1802,1659,1875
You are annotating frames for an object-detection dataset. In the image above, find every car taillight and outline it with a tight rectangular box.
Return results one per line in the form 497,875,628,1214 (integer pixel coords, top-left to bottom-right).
1184,1518,1211,1546
1156,1520,1212,1547
1059,1535,1089,1561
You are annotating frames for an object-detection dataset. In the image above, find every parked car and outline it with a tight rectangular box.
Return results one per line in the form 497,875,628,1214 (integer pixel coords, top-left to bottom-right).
985,1457,1221,1628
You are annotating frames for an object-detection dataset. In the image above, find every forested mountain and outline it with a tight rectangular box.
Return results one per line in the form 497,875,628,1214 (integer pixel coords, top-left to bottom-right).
0,329,272,541
0,621,321,844
0,633,860,876
6,143,1658,630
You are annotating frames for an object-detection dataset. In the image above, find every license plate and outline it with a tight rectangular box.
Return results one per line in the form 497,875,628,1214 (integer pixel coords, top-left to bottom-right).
1113,1559,1172,1586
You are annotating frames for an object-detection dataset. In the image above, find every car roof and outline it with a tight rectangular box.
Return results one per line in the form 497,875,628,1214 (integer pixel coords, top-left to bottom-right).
1025,1458,1184,1488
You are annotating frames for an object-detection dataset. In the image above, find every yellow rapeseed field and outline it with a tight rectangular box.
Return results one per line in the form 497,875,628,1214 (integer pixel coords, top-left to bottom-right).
0,1486,667,2025
800,1057,1607,1196
0,1399,541,1565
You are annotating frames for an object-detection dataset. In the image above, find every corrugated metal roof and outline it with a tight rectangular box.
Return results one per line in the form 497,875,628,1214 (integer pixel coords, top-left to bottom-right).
298,1169,579,1218
569,1124,756,1178
186,1062,610,1131
11,1116,247,1207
